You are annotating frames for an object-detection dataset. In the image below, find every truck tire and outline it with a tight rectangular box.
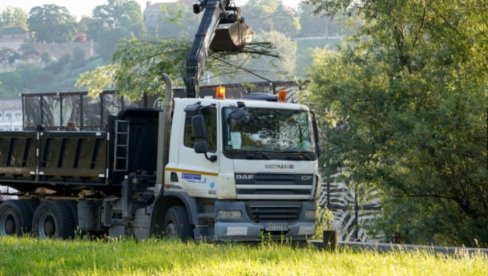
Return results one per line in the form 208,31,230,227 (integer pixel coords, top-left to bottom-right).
0,200,33,236
32,201,75,239
62,200,78,228
163,206,193,241
23,200,39,214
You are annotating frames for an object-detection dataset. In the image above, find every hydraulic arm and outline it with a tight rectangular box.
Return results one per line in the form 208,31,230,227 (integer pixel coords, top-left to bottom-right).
184,0,253,98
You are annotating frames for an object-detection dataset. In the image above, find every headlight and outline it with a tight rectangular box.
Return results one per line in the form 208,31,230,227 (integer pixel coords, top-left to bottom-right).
217,210,242,220
304,210,316,220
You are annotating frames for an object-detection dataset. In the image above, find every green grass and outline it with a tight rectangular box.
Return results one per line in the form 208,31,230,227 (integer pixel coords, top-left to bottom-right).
0,237,486,275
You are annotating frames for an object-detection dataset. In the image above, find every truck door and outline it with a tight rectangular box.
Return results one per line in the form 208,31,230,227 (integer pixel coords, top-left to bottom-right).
168,104,220,198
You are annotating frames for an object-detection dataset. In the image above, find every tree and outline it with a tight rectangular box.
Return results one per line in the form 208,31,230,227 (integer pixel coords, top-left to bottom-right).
303,0,488,246
146,2,200,39
76,38,190,100
297,3,352,37
88,0,145,60
28,4,77,43
0,6,28,34
18,41,39,60
212,31,297,84
70,47,86,69
242,0,301,36
0,48,18,70
76,33,283,100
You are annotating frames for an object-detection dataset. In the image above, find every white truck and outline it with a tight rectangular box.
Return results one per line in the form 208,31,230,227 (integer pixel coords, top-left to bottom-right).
0,82,321,241
153,87,321,241
0,0,321,241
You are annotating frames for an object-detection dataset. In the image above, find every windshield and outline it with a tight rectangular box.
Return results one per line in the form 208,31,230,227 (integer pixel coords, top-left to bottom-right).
222,107,316,160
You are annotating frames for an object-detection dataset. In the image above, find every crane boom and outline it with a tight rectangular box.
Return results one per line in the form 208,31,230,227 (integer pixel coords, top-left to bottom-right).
183,0,253,98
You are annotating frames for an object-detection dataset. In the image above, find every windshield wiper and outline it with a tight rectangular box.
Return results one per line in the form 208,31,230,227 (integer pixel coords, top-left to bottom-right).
284,152,315,160
243,152,272,160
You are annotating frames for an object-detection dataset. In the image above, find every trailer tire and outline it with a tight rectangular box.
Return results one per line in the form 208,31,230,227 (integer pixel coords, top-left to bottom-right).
0,201,33,236
32,201,75,239
163,206,193,241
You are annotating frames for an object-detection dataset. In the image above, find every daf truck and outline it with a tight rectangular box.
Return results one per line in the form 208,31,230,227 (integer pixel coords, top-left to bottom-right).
0,0,322,241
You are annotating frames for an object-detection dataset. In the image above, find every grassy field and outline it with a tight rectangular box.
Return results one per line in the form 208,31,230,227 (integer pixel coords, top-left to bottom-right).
1,237,486,275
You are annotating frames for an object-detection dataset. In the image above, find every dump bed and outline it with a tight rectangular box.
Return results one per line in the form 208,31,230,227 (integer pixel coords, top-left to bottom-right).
0,130,107,181
0,108,159,195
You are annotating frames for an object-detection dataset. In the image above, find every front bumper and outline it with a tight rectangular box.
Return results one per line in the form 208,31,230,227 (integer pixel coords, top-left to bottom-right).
213,200,316,242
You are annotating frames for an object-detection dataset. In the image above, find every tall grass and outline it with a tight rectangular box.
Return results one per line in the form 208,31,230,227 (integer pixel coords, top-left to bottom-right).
0,237,486,275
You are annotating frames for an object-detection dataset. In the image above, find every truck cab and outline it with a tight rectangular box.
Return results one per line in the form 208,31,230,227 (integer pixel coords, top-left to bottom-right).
158,92,321,241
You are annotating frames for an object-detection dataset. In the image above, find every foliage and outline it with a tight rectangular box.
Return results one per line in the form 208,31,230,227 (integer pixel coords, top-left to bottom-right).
76,64,118,98
211,31,297,84
0,6,28,34
146,3,200,39
18,41,39,60
0,57,104,99
76,33,289,100
0,48,19,68
77,39,190,100
303,0,355,16
242,0,301,36
0,237,486,275
28,4,77,43
295,37,341,77
70,47,86,69
0,63,54,98
249,31,297,80
298,3,355,38
87,0,145,60
303,0,488,246
312,206,335,240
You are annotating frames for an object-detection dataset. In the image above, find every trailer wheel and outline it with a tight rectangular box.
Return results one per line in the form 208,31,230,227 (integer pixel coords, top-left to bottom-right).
0,201,33,236
163,206,193,241
32,201,75,239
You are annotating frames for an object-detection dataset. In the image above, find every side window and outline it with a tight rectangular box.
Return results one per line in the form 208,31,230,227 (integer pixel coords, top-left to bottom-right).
184,107,217,152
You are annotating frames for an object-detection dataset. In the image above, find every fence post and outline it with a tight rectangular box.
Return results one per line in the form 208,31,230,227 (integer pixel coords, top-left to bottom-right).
323,230,337,250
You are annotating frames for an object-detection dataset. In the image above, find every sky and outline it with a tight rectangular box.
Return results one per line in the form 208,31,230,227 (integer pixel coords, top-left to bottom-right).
0,0,302,20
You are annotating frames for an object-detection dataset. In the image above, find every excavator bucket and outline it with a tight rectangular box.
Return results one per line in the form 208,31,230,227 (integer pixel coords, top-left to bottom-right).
210,21,254,52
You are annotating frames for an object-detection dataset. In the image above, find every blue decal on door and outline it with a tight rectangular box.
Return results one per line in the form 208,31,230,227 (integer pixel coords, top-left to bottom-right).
182,173,206,183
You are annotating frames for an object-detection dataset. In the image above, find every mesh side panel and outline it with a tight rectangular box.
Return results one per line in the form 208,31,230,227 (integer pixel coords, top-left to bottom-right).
82,96,101,130
42,95,61,129
23,95,41,129
62,95,82,129
21,91,135,131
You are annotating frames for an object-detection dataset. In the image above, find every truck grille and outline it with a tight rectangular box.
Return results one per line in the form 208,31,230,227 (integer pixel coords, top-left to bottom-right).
235,173,314,200
247,202,301,223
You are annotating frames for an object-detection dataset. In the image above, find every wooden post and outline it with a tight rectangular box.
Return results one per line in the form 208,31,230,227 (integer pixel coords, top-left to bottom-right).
323,230,337,250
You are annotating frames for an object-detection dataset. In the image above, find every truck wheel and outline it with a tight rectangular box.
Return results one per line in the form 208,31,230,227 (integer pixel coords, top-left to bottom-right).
0,201,33,236
62,200,78,229
163,206,193,241
32,201,75,239
23,200,38,214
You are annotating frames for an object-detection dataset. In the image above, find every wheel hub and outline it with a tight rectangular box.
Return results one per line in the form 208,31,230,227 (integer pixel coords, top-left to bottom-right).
165,222,177,236
39,214,56,238
4,215,16,235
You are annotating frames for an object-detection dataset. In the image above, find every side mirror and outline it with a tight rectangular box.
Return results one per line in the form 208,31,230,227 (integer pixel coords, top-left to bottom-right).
192,114,217,162
192,114,207,139
194,140,208,154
